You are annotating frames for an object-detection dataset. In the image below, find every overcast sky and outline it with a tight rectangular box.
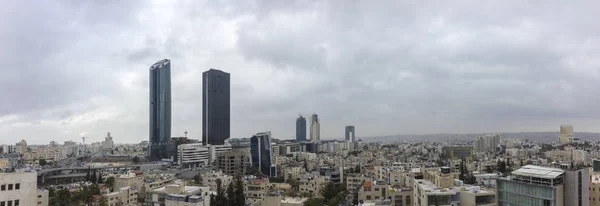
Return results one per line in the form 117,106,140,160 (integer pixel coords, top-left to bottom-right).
2,0,600,144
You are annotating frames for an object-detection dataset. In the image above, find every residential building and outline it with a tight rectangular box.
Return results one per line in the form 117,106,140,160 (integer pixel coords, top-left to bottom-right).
202,68,231,146
113,172,144,192
0,171,47,206
497,165,564,206
15,140,27,154
358,180,412,205
149,59,172,161
147,182,210,206
201,170,233,192
309,114,320,142
103,186,138,206
443,146,474,161
217,149,249,177
296,115,307,141
251,132,274,176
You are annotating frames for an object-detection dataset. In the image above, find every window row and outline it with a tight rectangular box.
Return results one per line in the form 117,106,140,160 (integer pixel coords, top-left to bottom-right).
0,183,20,191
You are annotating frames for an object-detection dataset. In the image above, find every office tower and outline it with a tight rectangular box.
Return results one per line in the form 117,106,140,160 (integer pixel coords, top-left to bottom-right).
474,136,485,153
498,165,565,206
345,126,355,142
250,131,274,176
202,69,230,146
296,115,307,141
310,114,320,142
559,125,574,143
149,59,172,161
474,134,501,154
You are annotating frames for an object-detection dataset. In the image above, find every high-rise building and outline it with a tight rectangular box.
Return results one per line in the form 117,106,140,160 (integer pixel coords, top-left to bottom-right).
296,115,307,141
149,59,172,161
498,165,565,206
202,69,230,146
310,114,320,142
474,134,501,154
345,126,355,142
250,131,274,176
559,125,574,143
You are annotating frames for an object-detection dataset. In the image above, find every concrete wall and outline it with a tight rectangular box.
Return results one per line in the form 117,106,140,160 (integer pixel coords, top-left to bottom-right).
0,172,38,206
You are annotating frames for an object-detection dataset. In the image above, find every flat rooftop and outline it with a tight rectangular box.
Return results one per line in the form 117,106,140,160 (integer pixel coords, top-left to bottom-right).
512,165,564,179
416,180,493,195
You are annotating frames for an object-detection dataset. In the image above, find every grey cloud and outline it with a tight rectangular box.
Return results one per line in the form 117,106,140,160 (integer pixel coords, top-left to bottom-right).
3,0,600,143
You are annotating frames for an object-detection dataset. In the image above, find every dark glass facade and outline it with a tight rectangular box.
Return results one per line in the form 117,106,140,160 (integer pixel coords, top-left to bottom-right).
250,132,273,176
296,115,306,141
149,59,172,161
202,69,230,145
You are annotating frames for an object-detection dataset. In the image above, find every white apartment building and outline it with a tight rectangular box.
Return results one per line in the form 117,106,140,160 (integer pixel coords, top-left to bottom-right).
201,170,233,192
0,171,49,206
103,186,138,206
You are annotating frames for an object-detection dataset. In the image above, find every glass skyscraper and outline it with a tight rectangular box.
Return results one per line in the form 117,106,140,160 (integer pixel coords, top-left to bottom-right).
149,59,172,161
250,132,273,176
296,115,306,141
202,69,230,145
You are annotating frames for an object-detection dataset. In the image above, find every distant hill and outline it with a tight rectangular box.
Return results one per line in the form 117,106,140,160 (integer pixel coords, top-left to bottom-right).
360,132,600,142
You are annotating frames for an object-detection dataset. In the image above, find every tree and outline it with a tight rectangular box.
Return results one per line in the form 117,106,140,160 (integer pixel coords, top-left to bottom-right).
194,172,203,185
226,180,235,206
497,160,507,174
210,194,216,206
303,197,324,206
213,179,226,206
86,166,91,181
99,196,108,206
459,160,465,181
355,165,361,173
320,182,347,206
132,156,140,164
304,160,309,172
520,159,524,166
352,189,359,205
105,177,115,191
39,159,48,166
56,188,72,206
97,173,104,184
92,170,98,184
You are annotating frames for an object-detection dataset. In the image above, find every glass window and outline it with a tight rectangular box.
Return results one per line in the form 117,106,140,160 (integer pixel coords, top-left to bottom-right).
1,201,4,206
7,184,12,190
6,201,11,206
0,185,4,191
14,184,19,190
13,200,17,206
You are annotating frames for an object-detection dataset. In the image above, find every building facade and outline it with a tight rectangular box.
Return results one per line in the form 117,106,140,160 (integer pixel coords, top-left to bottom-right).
345,126,355,142
250,132,274,176
497,165,564,206
296,115,306,141
202,69,230,146
0,171,47,206
559,125,574,144
217,149,249,177
309,114,320,142
149,59,172,161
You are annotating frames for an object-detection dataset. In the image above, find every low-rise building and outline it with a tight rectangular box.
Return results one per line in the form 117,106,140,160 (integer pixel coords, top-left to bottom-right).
217,149,250,177
0,171,48,206
103,186,138,206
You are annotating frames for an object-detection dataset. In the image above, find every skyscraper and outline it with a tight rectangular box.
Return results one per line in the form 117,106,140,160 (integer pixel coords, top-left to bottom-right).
250,131,274,176
296,115,307,141
202,69,230,145
345,125,355,142
149,59,172,161
310,114,320,142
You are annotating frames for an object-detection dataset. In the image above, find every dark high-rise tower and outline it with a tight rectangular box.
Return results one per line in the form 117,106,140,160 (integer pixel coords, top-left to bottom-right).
345,125,355,142
149,59,172,161
250,131,274,176
296,115,307,141
202,69,230,145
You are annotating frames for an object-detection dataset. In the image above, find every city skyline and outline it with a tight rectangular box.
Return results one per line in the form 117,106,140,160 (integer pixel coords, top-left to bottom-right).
3,1,600,144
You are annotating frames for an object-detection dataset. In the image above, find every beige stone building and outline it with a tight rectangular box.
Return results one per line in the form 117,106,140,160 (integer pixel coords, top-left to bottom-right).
358,180,412,205
103,186,138,206
0,171,48,206
217,149,249,177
